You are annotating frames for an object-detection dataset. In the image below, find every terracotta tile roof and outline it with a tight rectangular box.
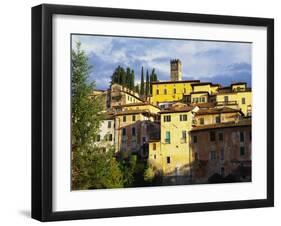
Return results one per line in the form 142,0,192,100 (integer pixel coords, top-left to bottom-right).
189,102,216,108
160,106,193,114
191,119,251,132
115,109,157,116
195,107,242,115
191,82,212,86
113,102,159,109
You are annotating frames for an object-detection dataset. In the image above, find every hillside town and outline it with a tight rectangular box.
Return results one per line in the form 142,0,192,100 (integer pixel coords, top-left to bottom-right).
91,59,252,185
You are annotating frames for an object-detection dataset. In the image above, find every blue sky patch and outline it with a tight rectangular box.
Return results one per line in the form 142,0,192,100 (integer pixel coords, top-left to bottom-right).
72,35,252,90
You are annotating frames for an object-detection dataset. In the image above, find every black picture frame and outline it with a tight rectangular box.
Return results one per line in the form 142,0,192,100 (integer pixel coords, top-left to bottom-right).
32,4,274,222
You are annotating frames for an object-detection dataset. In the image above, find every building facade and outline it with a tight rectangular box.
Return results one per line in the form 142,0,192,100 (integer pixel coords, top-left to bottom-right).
94,113,115,152
190,120,251,183
148,104,194,176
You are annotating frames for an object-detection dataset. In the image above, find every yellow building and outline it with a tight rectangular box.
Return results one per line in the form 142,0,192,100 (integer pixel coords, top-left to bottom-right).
151,80,200,105
216,83,252,116
191,82,220,95
193,107,244,126
148,104,194,176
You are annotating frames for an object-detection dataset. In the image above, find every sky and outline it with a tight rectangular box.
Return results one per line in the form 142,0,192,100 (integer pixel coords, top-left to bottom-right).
72,34,252,90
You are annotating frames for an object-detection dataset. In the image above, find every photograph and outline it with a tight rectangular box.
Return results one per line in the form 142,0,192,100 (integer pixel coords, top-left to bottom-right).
71,34,252,190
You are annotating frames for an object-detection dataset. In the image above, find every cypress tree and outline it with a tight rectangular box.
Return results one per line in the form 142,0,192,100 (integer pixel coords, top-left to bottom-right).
145,69,150,96
126,67,131,88
140,67,144,95
131,70,135,90
120,67,126,86
150,68,158,94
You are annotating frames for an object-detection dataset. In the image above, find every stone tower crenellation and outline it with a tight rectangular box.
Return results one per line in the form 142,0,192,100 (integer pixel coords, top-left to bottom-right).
170,59,182,81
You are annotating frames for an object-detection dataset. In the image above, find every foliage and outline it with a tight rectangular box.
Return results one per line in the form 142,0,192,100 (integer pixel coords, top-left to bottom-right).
71,42,123,190
140,66,144,96
145,69,150,96
144,164,155,183
149,68,158,94
111,66,135,90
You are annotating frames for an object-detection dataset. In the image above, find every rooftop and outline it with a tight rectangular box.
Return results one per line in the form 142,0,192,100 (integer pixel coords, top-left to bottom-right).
115,109,158,116
195,107,243,115
151,80,200,85
113,102,160,109
160,105,193,114
191,119,251,132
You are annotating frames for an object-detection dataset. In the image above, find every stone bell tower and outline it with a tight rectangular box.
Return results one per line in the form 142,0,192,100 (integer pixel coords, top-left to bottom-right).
170,59,182,81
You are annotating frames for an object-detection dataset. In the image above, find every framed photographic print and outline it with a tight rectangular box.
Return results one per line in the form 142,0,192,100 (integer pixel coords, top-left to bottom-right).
32,4,274,221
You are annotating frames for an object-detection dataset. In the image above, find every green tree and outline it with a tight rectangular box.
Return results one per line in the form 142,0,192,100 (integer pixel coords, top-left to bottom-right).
125,67,131,88
71,42,123,190
145,69,150,96
144,165,155,183
130,69,135,90
149,68,157,94
140,66,144,96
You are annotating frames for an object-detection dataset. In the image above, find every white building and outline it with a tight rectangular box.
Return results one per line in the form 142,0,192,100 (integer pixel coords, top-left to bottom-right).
94,113,115,152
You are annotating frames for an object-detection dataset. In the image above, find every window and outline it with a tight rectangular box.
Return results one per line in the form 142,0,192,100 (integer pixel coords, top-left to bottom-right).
193,135,197,143
132,127,136,136
184,88,186,93
240,146,245,156
123,116,126,122
173,88,176,94
210,151,216,160
132,115,136,121
122,128,126,136
167,156,171,164
154,155,156,159
164,89,167,95
108,121,111,128
220,148,224,160
127,96,129,101
224,96,229,102
242,97,246,104
108,134,113,141
156,89,159,95
215,116,221,123
96,135,100,142
195,97,199,103
181,131,187,142
201,97,206,102
200,118,204,125
195,153,199,161
153,143,156,150
165,131,171,143
164,115,171,122
240,132,244,142
180,114,187,121
210,131,216,141
219,132,223,141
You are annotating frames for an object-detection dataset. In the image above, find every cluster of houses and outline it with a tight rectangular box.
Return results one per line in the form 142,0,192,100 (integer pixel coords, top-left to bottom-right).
92,59,252,183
